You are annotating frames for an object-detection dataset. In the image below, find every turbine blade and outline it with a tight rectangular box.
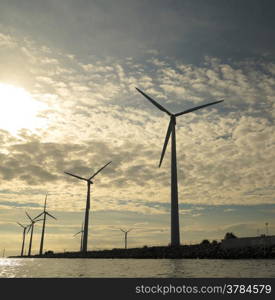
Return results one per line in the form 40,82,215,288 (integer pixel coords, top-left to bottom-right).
159,119,173,168
120,228,126,233
89,161,112,180
46,212,57,220
17,222,24,228
33,212,44,220
64,172,88,181
25,211,33,222
74,231,82,236
175,99,224,117
136,88,172,116
34,219,44,223
44,193,48,211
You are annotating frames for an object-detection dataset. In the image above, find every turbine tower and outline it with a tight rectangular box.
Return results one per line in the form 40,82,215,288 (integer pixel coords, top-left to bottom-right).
120,228,133,249
16,222,29,257
64,161,112,253
34,193,57,255
25,211,42,256
74,223,84,252
136,87,223,246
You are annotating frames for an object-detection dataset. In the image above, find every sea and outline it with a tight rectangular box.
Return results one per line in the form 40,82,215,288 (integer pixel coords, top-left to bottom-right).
0,258,275,278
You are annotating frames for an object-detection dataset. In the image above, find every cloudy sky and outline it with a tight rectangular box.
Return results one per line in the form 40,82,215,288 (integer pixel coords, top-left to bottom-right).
0,0,274,255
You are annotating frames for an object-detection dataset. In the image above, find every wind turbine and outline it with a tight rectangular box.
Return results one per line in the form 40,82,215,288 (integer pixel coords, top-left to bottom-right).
34,194,57,255
16,222,29,257
120,228,133,249
64,161,112,253
73,223,84,252
136,87,223,246
25,211,43,256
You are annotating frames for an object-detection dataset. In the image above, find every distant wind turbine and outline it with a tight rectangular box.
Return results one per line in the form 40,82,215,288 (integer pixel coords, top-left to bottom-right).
25,211,43,256
34,193,57,255
16,222,29,257
136,87,223,246
64,161,112,253
74,223,84,252
120,228,133,249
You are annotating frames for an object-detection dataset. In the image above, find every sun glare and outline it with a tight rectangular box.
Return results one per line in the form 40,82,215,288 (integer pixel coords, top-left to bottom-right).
0,83,47,134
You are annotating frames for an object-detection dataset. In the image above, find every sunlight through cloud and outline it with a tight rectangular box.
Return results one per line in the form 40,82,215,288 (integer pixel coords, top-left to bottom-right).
0,83,47,135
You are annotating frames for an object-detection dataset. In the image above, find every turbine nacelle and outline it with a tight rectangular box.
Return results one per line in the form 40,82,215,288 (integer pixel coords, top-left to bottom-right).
64,171,93,184
25,211,35,223
17,222,30,233
17,222,27,229
34,211,57,220
34,194,57,221
25,211,43,234
64,161,112,184
120,228,133,234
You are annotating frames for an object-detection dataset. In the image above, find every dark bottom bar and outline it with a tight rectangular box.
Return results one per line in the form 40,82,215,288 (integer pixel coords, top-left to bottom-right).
0,278,274,299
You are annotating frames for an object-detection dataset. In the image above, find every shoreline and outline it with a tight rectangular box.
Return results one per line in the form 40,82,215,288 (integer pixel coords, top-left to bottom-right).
9,243,275,259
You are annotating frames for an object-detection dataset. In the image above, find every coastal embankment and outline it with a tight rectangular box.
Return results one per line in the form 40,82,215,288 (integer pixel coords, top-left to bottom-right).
10,242,275,259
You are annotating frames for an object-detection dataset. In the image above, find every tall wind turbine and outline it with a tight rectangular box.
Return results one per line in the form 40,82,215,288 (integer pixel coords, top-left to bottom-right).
34,194,57,255
16,222,29,257
136,87,223,246
74,223,84,252
64,161,112,253
25,211,42,256
120,228,133,249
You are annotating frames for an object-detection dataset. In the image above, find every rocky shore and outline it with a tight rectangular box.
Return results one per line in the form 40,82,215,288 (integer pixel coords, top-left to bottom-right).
10,242,275,259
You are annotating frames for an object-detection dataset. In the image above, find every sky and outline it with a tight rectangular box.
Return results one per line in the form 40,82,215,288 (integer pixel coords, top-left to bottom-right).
0,0,274,256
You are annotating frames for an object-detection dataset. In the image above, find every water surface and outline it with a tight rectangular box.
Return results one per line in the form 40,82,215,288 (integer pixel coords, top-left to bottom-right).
0,258,274,278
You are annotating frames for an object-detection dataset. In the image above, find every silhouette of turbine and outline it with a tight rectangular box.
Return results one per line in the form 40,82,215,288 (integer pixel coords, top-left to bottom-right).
25,211,43,256
136,87,223,246
16,222,29,257
64,161,112,253
74,223,84,252
120,228,133,249
34,193,57,255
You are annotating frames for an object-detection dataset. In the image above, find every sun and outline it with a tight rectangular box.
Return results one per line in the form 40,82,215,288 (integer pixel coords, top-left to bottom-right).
0,83,47,134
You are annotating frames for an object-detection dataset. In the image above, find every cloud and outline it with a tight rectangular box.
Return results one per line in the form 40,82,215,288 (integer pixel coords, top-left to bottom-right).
0,30,274,219
0,33,16,48
1,2,275,254
224,208,236,212
0,200,42,209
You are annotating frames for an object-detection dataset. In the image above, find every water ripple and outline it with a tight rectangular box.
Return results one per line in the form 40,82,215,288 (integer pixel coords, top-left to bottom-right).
0,258,274,278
